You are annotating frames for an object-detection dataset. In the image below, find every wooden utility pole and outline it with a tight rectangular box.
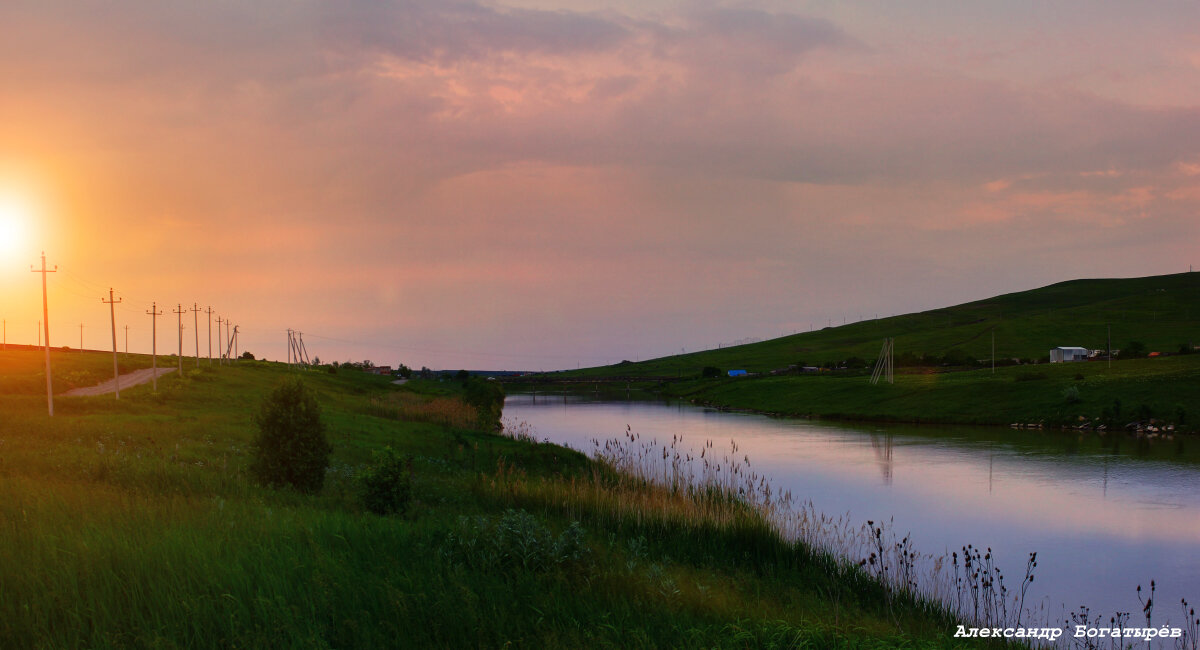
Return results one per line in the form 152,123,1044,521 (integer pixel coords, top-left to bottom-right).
173,304,185,373
31,253,57,416
124,324,129,357
287,329,293,368
103,289,123,399
190,303,200,368
205,306,214,363
147,303,162,392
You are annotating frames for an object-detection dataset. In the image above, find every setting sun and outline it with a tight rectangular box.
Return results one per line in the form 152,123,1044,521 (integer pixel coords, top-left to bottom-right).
0,192,30,257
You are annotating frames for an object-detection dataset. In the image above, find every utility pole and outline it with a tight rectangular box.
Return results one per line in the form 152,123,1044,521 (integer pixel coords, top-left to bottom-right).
102,288,123,399
173,304,185,373
190,303,200,368
287,328,292,368
80,323,84,352
103,289,123,398
147,303,162,392
205,306,213,363
124,324,129,357
31,252,57,416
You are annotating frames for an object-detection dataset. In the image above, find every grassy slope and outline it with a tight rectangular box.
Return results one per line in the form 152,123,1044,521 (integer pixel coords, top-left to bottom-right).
0,347,159,394
0,351,980,649
532,272,1200,428
561,272,1200,378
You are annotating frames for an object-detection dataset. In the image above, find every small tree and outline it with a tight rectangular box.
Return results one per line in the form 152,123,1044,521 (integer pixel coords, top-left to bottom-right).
250,377,332,493
464,378,504,431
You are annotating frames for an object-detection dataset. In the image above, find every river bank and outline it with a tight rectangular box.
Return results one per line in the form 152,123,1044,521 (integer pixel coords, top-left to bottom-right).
509,354,1200,432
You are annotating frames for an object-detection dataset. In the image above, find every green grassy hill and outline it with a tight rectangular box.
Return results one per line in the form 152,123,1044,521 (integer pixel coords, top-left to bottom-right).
0,350,977,648
556,272,1200,378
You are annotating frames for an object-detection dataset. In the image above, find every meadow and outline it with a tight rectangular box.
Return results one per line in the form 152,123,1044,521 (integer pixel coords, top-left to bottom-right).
0,350,986,648
523,272,1200,429
555,272,1200,379
660,354,1200,429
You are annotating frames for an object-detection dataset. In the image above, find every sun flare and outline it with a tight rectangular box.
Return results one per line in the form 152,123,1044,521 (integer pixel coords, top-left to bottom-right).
0,193,31,257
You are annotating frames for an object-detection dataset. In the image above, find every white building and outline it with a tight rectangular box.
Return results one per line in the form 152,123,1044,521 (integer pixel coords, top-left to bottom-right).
1050,347,1089,363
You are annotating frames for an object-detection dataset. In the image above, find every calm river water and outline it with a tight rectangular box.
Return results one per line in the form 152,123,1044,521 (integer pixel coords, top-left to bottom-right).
505,393,1200,624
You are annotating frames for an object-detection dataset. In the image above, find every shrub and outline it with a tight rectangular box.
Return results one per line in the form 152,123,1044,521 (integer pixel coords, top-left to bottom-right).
359,447,413,516
701,366,723,378
464,378,504,431
1062,385,1081,404
250,377,332,493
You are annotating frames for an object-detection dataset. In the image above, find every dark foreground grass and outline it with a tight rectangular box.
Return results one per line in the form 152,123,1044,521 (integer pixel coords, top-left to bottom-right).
0,353,985,648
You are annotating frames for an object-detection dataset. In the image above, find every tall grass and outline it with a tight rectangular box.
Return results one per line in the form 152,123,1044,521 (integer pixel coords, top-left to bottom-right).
366,390,480,429
501,420,1198,648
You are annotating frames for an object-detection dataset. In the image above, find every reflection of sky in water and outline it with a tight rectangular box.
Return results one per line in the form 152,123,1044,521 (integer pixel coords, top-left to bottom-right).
505,395,1200,621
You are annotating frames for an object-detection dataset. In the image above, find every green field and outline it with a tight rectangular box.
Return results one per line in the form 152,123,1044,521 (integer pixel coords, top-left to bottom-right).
661,355,1200,429
0,350,987,648
530,272,1200,429
560,272,1200,378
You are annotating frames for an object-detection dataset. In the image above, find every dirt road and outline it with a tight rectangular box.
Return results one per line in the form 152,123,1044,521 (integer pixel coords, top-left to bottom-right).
63,367,177,397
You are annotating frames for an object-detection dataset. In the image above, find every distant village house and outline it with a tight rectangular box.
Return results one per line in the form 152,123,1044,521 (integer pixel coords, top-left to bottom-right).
1049,347,1089,363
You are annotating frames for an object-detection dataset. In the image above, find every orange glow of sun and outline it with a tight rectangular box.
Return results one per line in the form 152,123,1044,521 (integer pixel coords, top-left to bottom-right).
0,193,32,257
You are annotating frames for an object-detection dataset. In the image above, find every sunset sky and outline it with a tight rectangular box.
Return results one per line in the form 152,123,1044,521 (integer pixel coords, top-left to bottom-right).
1,1,1198,370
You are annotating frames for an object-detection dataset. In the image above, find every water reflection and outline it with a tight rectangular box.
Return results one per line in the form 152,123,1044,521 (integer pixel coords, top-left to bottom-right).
869,433,893,484
505,394,1200,621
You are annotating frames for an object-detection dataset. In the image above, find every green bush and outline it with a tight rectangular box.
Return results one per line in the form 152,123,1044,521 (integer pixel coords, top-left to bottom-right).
359,447,413,516
1062,385,1081,404
464,378,504,431
249,377,332,493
